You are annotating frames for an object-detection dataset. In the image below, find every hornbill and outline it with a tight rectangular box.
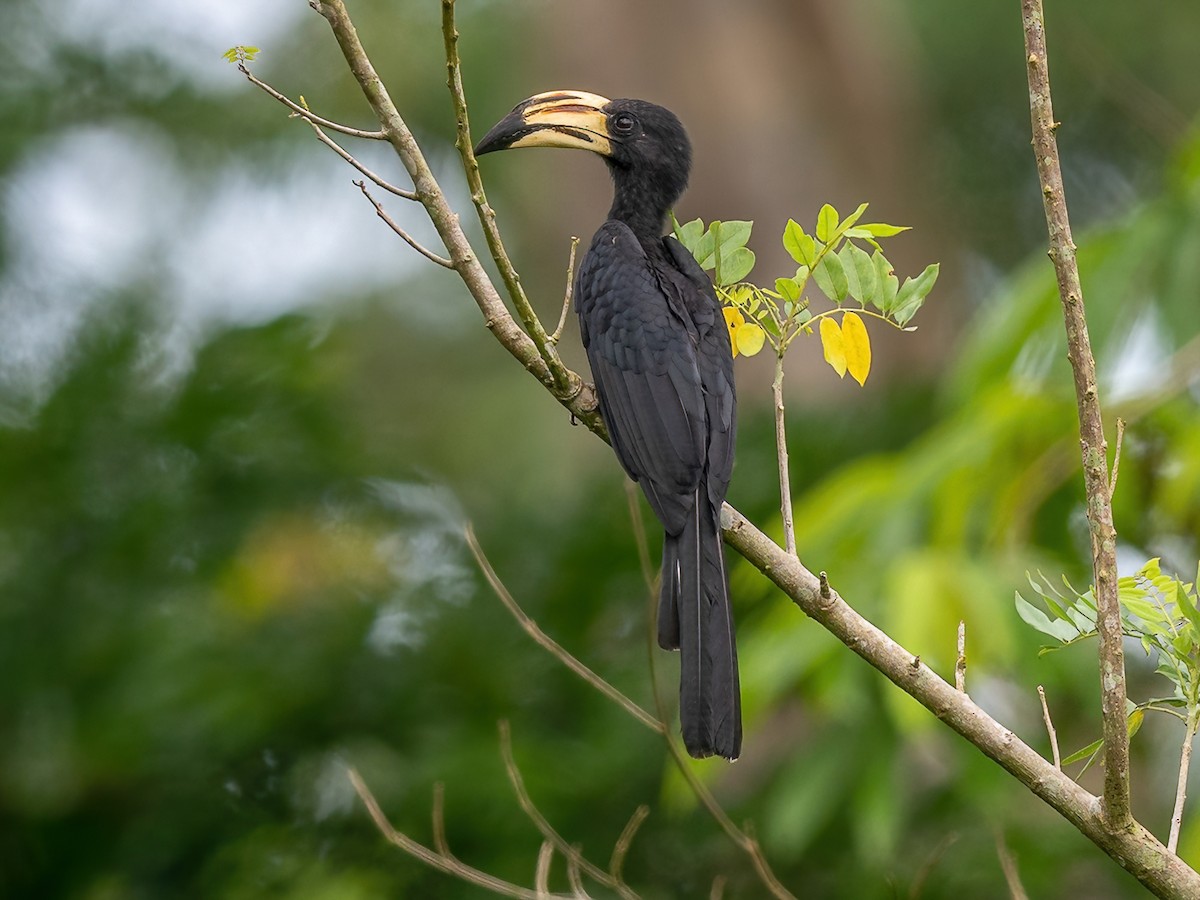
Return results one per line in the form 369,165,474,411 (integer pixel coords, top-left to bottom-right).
476,91,741,759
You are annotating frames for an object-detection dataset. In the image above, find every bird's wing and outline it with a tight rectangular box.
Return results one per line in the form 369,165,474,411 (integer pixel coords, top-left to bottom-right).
577,221,707,533
663,235,737,508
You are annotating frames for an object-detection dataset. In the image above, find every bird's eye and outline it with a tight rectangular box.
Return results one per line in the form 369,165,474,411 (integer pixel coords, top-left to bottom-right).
612,112,636,135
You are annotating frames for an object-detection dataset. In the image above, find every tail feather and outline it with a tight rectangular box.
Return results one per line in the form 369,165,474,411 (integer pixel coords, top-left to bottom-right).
665,491,741,760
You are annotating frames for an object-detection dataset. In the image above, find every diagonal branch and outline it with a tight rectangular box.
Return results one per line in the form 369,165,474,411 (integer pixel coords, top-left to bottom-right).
440,0,576,398
1021,0,1130,830
347,768,577,899
239,62,386,139
499,721,640,900
278,2,1200,895
354,180,454,268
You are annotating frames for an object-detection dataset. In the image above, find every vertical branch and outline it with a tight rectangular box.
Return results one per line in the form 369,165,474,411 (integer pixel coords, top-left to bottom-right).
1169,709,1198,854
772,353,797,556
1021,0,1131,830
441,0,577,398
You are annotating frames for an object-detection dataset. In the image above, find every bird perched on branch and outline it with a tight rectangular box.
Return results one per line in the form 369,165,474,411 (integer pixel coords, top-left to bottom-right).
476,91,741,759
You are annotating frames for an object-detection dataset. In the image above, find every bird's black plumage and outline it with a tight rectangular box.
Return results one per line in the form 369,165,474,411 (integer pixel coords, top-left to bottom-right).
477,92,741,759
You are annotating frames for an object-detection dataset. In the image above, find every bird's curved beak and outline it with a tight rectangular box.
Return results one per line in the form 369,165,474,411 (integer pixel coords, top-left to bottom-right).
475,90,614,157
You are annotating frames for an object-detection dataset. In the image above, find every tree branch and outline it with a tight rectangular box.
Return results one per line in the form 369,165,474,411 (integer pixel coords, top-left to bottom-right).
1169,709,1198,854
238,62,386,139
281,2,1200,894
346,768,578,899
440,0,577,398
1021,0,1131,830
1038,685,1062,770
354,180,454,267
772,352,797,556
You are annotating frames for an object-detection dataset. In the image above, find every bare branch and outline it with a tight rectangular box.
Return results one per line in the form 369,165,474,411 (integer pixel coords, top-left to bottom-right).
772,353,797,556
609,806,649,887
347,767,575,899
534,842,553,898
1109,417,1126,500
499,721,638,899
995,831,1030,900
440,0,576,398
955,621,967,693
306,119,417,199
466,525,662,732
1022,0,1130,829
1169,710,1199,854
432,782,453,858
311,0,579,404
354,181,454,267
481,511,795,900
1037,686,1062,770
238,63,386,139
550,237,581,345
720,504,1200,897
709,876,726,900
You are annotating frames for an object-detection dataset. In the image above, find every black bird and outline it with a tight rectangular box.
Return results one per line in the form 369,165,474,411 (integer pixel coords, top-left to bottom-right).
476,91,740,759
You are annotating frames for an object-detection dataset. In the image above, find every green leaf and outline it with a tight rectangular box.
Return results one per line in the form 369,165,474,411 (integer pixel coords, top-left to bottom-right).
860,222,910,237
675,217,704,252
816,204,840,243
873,251,898,312
813,252,849,303
1015,593,1079,642
1178,581,1200,634
892,263,940,326
775,277,801,304
783,219,816,266
718,219,753,250
719,247,756,285
1062,738,1103,767
838,202,870,234
841,243,877,307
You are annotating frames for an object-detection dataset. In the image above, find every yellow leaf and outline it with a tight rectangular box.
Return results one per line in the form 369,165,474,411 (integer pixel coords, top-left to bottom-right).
819,316,846,378
723,307,744,357
841,311,872,385
735,323,765,357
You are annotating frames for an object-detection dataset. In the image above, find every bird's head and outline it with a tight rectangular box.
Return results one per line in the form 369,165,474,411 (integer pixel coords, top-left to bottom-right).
475,91,692,233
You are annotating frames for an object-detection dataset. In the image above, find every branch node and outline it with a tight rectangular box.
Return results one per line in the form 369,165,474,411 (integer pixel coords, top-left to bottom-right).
818,571,831,600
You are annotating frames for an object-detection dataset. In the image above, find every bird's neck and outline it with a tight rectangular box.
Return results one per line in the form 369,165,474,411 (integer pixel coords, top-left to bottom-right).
606,165,677,245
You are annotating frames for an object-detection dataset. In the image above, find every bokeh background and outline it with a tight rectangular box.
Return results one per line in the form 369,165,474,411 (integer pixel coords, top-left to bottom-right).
3,0,1200,897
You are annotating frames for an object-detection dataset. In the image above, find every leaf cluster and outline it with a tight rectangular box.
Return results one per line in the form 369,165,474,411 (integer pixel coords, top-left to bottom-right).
672,204,939,385
1017,559,1200,770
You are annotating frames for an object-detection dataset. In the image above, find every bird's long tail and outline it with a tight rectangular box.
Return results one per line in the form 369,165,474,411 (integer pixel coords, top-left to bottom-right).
658,493,741,760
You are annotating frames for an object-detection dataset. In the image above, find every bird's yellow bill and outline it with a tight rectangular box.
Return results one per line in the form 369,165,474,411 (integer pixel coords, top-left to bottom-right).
476,90,613,156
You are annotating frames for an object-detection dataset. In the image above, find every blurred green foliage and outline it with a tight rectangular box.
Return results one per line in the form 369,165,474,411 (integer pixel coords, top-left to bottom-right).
2,1,1200,898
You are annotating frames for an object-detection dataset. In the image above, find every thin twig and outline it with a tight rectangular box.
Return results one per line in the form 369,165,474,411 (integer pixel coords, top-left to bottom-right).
347,767,574,899
1022,0,1131,829
535,841,554,898
710,876,726,900
432,782,454,857
238,63,386,139
550,237,581,344
1037,686,1062,770
772,352,797,556
354,180,454,268
609,805,650,886
499,721,638,899
466,525,661,731
995,830,1030,900
908,833,958,899
1169,709,1199,854
482,511,795,900
1109,417,1126,500
955,621,967,693
305,117,417,199
440,0,576,398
